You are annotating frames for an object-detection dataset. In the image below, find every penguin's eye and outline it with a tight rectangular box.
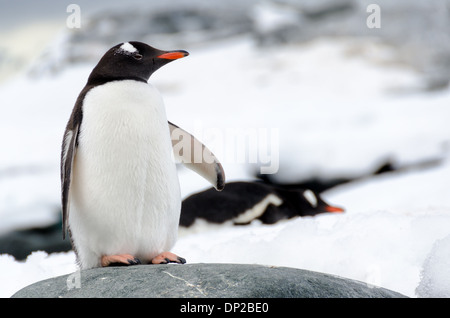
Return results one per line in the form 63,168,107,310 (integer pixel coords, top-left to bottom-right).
133,53,143,60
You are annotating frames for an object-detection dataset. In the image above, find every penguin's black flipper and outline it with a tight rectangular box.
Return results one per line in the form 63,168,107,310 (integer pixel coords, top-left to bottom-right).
168,121,225,191
61,121,80,240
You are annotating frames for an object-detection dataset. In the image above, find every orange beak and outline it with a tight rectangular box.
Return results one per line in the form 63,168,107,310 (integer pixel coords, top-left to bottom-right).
157,50,189,60
325,205,345,213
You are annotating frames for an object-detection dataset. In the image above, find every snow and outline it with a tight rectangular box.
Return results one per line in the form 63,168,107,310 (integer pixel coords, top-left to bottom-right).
251,2,300,33
0,251,77,298
1,34,450,298
119,42,138,54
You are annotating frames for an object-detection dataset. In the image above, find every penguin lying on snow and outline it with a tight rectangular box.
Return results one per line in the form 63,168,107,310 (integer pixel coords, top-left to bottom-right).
180,181,344,228
61,42,225,269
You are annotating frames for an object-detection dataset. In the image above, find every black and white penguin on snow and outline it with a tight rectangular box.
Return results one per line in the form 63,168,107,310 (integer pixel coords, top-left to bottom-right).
61,42,225,269
180,181,343,228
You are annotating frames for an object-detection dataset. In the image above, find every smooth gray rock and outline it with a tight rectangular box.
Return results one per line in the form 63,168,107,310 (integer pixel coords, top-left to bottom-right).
11,263,406,298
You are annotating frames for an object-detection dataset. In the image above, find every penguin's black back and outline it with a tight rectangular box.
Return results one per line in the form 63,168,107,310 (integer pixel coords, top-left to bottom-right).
180,182,274,226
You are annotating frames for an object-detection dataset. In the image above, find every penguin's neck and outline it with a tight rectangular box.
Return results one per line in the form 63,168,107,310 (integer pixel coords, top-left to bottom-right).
87,73,149,87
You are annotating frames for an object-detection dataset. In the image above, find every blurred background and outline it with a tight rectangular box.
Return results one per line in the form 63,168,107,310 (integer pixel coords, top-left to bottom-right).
1,0,450,297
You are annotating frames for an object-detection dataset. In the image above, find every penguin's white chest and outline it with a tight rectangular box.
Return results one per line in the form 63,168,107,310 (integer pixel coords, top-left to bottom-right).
70,80,181,268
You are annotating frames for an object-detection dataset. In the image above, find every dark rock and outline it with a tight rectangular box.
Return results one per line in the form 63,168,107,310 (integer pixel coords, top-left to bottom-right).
11,263,406,298
256,157,444,193
256,173,353,194
0,220,71,260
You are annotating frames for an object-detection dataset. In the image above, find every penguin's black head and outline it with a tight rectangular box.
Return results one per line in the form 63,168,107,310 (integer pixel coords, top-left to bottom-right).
87,41,189,85
287,189,345,217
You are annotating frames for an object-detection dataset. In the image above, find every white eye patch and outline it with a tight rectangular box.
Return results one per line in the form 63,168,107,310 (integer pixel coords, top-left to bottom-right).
303,189,318,207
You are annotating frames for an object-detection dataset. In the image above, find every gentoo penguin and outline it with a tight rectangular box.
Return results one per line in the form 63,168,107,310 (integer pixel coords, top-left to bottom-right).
180,181,343,228
61,41,225,269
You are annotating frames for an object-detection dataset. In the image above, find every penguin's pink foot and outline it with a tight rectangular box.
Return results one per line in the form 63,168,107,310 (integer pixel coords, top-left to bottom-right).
151,252,186,264
101,254,141,267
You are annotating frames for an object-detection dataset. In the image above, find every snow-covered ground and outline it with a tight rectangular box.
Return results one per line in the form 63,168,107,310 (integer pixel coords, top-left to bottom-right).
1,33,450,298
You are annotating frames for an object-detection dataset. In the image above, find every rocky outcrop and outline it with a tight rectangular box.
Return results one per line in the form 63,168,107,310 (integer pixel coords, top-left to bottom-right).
12,263,406,298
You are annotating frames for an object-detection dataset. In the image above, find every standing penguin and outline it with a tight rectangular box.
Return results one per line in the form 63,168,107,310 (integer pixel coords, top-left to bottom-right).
61,42,225,269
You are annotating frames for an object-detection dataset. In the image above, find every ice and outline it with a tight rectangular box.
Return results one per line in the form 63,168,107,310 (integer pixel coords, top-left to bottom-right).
416,234,450,298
